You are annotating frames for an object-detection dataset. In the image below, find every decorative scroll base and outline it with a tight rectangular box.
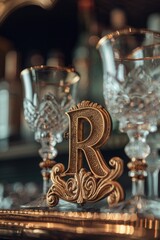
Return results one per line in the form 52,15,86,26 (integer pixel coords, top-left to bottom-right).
47,157,124,208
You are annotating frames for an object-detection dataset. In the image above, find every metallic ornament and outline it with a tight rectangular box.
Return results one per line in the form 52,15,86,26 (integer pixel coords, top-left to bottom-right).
47,101,124,207
0,0,56,23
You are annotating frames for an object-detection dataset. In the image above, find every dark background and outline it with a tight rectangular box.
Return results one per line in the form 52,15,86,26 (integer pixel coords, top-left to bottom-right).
0,0,159,67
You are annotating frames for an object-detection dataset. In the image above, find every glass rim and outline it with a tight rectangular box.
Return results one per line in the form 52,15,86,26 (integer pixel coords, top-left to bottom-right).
20,65,80,83
124,43,160,61
97,27,160,61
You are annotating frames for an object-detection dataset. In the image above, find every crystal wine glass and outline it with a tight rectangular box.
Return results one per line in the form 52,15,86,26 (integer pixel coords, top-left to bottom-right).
20,65,80,208
97,28,160,217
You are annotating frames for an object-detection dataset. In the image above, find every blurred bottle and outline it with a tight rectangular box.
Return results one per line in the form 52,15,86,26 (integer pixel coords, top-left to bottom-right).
73,0,106,107
147,13,160,32
0,36,13,79
0,80,9,140
24,50,45,68
72,0,92,101
0,37,13,145
109,7,127,30
102,7,128,36
72,45,90,101
5,50,22,139
46,49,64,67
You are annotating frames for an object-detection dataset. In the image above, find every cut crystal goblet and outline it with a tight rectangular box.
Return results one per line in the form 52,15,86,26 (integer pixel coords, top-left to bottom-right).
20,65,80,208
97,28,160,217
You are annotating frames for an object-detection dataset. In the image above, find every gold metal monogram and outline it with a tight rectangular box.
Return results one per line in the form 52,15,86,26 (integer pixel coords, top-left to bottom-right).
47,101,124,207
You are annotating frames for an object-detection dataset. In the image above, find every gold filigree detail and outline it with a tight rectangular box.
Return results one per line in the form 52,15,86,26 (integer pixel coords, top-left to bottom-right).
69,100,103,111
47,101,124,207
47,158,124,207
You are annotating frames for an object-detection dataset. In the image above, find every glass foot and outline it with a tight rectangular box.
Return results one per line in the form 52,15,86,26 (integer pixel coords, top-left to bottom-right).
101,195,160,218
20,195,84,210
21,194,48,209
21,195,108,211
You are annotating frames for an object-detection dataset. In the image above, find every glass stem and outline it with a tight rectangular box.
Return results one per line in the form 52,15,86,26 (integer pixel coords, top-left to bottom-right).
147,169,159,198
38,135,57,196
126,129,150,197
131,178,145,196
42,173,51,195
40,161,56,195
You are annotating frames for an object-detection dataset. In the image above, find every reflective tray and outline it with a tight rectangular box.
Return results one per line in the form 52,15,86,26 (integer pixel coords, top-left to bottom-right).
0,206,159,240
